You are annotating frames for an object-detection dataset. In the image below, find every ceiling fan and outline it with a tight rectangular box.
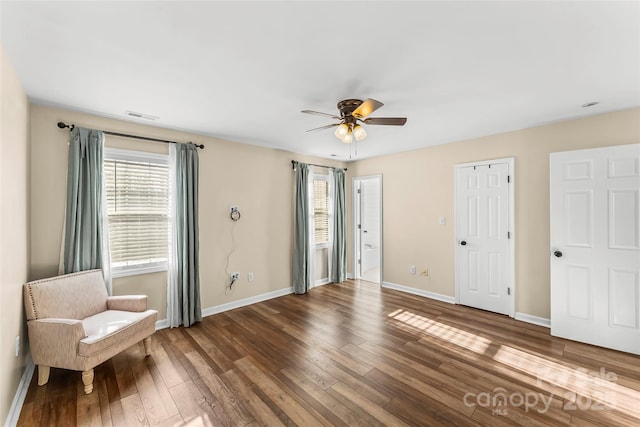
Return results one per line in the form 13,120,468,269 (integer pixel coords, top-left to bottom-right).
301,98,407,143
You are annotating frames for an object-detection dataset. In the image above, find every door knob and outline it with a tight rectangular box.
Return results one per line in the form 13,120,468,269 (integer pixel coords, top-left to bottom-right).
553,250,563,258
460,241,467,246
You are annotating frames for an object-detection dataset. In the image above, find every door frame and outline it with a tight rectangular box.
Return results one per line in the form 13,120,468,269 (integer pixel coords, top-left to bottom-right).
454,157,516,317
352,174,383,284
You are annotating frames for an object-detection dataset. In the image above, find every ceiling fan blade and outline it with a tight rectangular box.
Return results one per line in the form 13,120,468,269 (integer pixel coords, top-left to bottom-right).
352,98,384,119
363,117,407,126
301,110,340,120
306,123,340,132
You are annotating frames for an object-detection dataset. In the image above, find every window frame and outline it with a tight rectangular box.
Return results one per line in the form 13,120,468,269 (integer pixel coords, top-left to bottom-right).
104,147,170,278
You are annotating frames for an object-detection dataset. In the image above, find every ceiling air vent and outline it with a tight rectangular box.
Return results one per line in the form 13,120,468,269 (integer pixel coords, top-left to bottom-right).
125,110,159,121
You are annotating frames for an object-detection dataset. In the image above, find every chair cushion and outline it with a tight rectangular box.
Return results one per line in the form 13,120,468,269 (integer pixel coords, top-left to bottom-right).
79,309,157,356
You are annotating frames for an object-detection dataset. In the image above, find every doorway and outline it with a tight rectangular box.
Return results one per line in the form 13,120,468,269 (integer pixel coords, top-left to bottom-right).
455,158,515,316
353,175,382,284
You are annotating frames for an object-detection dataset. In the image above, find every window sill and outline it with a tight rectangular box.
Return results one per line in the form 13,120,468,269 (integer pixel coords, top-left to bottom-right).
111,264,168,279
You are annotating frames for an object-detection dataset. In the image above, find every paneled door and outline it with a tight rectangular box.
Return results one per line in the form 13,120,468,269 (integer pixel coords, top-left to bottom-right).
550,144,640,355
455,158,514,316
353,175,382,284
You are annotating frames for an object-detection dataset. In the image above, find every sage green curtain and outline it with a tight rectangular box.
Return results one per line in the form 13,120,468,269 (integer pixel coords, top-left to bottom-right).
330,168,346,283
168,143,201,327
61,126,112,294
293,163,312,294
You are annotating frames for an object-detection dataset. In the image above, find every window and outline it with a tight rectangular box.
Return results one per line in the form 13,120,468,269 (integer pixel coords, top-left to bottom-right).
313,177,329,245
104,148,170,277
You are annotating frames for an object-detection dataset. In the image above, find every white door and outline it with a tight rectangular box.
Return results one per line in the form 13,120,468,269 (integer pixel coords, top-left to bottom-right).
550,144,640,355
456,159,514,316
354,176,382,284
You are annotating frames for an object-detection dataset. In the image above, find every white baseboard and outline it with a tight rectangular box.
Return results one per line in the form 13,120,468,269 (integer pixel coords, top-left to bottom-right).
515,312,551,328
314,278,330,287
155,319,169,330
381,282,550,328
382,281,456,304
346,272,354,279
154,286,295,329
5,358,34,427
201,286,294,318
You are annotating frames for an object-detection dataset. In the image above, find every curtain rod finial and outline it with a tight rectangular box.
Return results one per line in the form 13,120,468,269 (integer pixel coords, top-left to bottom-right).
57,122,74,130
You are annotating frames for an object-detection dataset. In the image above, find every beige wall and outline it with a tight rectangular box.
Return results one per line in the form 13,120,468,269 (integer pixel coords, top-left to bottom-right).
0,46,30,424
350,108,640,318
47,107,631,321
29,104,346,321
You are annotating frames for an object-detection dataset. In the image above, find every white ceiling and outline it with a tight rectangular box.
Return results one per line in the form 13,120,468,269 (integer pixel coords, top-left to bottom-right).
2,1,639,161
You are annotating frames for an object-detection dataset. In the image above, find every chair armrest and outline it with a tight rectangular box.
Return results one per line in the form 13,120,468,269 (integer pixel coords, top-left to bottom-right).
107,295,148,312
27,318,86,367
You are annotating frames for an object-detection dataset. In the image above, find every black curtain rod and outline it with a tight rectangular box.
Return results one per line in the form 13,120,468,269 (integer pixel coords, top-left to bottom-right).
291,160,347,172
57,122,205,149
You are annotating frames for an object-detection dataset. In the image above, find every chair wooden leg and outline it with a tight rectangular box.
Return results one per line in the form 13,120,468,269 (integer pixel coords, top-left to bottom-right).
81,369,94,394
37,365,50,386
143,336,152,356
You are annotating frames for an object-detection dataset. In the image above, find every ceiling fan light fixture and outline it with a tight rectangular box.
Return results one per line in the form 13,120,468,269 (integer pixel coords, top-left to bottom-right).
334,123,349,139
341,130,353,144
353,124,367,141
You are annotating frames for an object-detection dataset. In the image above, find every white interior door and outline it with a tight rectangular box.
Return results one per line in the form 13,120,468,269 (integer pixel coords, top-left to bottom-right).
456,159,514,316
550,144,640,355
354,176,382,284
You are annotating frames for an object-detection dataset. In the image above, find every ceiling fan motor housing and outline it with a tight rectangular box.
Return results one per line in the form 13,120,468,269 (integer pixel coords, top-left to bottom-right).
337,99,363,124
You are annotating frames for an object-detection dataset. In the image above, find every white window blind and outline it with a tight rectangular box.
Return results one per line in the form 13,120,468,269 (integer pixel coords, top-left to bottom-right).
313,179,329,244
104,148,169,274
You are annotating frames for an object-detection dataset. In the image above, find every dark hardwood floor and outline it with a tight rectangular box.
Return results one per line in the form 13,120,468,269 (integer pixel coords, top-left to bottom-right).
18,280,640,426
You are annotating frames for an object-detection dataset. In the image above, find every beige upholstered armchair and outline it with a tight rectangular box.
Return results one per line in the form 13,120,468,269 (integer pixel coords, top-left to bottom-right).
23,269,158,394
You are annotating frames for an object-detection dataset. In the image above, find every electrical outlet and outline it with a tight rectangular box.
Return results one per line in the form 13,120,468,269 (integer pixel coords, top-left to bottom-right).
421,268,429,277
248,272,254,282
231,272,240,281
15,336,20,357
409,265,416,275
